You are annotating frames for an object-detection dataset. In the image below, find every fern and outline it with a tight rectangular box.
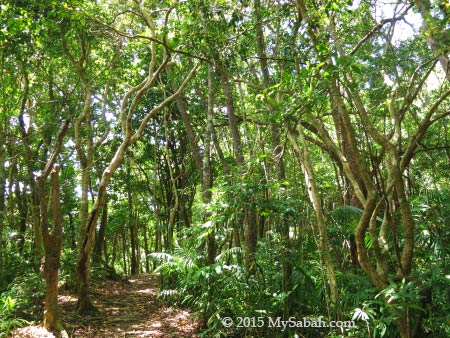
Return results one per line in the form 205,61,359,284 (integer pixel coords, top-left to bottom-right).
0,293,29,337
215,246,243,263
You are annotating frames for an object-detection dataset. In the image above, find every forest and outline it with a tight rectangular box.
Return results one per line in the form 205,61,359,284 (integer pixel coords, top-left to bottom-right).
0,0,449,337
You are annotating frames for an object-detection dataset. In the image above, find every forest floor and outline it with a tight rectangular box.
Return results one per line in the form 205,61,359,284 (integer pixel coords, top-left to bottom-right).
10,273,201,338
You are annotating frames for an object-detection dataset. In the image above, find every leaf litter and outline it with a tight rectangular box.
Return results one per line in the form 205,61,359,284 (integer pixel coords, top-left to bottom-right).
10,273,201,337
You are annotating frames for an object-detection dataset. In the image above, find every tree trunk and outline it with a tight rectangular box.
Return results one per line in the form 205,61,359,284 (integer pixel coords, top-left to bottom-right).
35,120,69,332
288,127,339,318
40,165,64,332
219,69,257,274
74,62,197,313
204,65,215,265
164,115,178,254
177,64,217,264
18,118,43,257
93,201,108,267
135,212,141,273
68,41,97,313
111,234,118,267
128,164,138,274
0,141,5,275
14,171,27,253
414,0,450,82
68,212,77,251
122,230,128,274
176,95,203,174
254,0,291,302
143,219,151,272
130,214,139,275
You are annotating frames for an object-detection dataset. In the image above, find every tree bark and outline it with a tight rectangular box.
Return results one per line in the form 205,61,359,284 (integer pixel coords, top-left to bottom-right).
68,212,76,251
15,178,28,252
40,165,64,332
163,114,178,254
219,69,257,274
0,137,5,275
176,95,203,174
93,201,108,267
35,119,69,333
204,65,215,265
18,104,43,257
287,127,339,318
122,230,128,274
254,0,291,300
128,163,138,274
143,219,151,272
74,54,198,312
414,0,450,82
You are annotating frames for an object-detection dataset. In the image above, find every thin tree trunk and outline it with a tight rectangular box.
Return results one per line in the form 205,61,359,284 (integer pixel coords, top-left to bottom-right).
219,71,245,166
18,183,28,252
7,160,14,235
143,219,151,272
0,140,5,275
135,211,141,273
111,234,118,267
204,64,215,265
287,127,339,318
18,113,43,257
93,201,108,267
176,94,203,174
164,114,178,253
40,165,65,332
219,69,257,274
68,212,76,251
122,230,128,274
74,60,197,313
36,120,69,334
414,0,450,82
128,164,138,274
254,0,291,300
65,34,98,313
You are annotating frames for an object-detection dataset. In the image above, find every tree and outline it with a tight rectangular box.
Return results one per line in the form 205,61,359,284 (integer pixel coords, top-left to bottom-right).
74,1,198,313
38,121,69,333
289,0,450,335
1,1,449,337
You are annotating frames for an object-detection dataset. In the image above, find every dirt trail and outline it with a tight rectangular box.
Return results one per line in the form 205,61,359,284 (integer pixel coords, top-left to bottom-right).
12,274,201,337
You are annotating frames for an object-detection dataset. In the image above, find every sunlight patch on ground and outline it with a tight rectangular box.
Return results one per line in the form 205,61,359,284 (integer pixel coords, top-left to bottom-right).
163,309,192,324
13,325,57,338
127,329,163,337
134,287,157,295
58,294,77,303
161,307,191,319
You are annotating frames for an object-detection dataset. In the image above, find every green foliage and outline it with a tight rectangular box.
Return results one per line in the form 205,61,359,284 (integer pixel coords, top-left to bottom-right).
151,234,345,337
0,293,28,338
411,189,450,335
0,252,38,294
0,271,43,336
344,278,430,338
152,247,271,337
331,206,362,229
339,273,376,312
5,271,45,321
0,0,449,337
59,249,78,291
